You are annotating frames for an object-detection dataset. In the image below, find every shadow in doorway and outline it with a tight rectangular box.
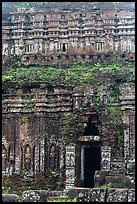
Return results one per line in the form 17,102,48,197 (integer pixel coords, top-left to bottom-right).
84,145,101,188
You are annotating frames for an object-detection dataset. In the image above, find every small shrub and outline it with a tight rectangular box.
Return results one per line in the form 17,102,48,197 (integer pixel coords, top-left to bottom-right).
48,198,77,202
97,184,110,189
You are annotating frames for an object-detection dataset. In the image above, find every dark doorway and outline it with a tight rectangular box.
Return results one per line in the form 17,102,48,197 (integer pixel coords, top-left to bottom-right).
62,44,66,52
83,117,99,136
84,145,101,188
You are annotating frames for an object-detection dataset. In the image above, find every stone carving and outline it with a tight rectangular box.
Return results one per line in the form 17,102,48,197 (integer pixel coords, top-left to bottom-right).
126,159,135,175
23,191,41,202
15,46,22,55
59,147,64,169
15,157,20,175
88,188,106,202
35,146,39,173
106,189,128,202
34,43,39,53
3,44,9,56
101,146,111,170
128,189,135,202
66,169,75,184
40,138,45,172
78,136,100,142
83,86,93,109
23,190,48,202
65,144,76,189
65,153,75,167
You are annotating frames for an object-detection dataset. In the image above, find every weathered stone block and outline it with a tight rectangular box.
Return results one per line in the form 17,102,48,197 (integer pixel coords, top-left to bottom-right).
105,175,131,188
110,160,126,174
68,187,90,202
106,188,128,202
22,190,48,202
88,188,106,202
48,190,67,198
126,176,135,188
127,159,135,175
128,189,135,202
94,170,110,187
2,194,21,202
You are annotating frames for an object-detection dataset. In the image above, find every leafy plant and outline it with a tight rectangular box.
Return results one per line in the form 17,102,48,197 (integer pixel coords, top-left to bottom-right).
2,75,13,82
2,61,134,86
21,116,28,123
97,184,110,189
48,198,77,202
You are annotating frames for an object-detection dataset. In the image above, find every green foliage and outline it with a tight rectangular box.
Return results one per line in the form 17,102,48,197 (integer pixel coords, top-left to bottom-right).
21,116,28,123
106,106,124,157
106,106,123,123
2,61,134,86
60,113,75,143
2,75,13,82
3,2,134,13
92,95,100,108
48,198,77,202
2,173,63,197
59,111,83,144
97,184,110,189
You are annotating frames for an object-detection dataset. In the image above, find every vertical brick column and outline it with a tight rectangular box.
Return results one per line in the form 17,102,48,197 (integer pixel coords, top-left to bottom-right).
101,146,111,170
65,143,76,189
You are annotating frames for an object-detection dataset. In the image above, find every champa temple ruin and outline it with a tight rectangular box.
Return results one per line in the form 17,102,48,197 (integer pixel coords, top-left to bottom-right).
2,2,135,202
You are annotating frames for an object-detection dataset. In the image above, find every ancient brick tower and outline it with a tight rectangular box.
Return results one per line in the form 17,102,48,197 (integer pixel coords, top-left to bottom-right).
2,2,135,191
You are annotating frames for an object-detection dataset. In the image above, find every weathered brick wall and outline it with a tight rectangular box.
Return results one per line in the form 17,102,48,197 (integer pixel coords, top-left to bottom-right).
2,7,135,59
2,82,135,188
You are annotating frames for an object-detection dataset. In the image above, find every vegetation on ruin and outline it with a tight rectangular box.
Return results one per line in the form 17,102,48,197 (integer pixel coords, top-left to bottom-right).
2,61,134,87
21,116,28,123
96,177,134,189
96,184,110,189
48,198,77,202
2,58,134,157
59,112,83,144
2,2,134,13
2,173,64,197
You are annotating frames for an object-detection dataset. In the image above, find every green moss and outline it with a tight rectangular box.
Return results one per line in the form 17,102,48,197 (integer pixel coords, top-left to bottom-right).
21,116,28,123
106,106,124,157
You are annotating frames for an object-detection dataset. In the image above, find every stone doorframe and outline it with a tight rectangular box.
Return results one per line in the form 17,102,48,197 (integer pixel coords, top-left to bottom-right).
78,136,111,171
65,139,112,190
65,144,76,189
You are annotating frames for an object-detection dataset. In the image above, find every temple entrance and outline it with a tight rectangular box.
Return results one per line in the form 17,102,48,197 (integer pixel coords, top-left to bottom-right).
84,144,101,188
78,114,101,188
62,44,66,52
